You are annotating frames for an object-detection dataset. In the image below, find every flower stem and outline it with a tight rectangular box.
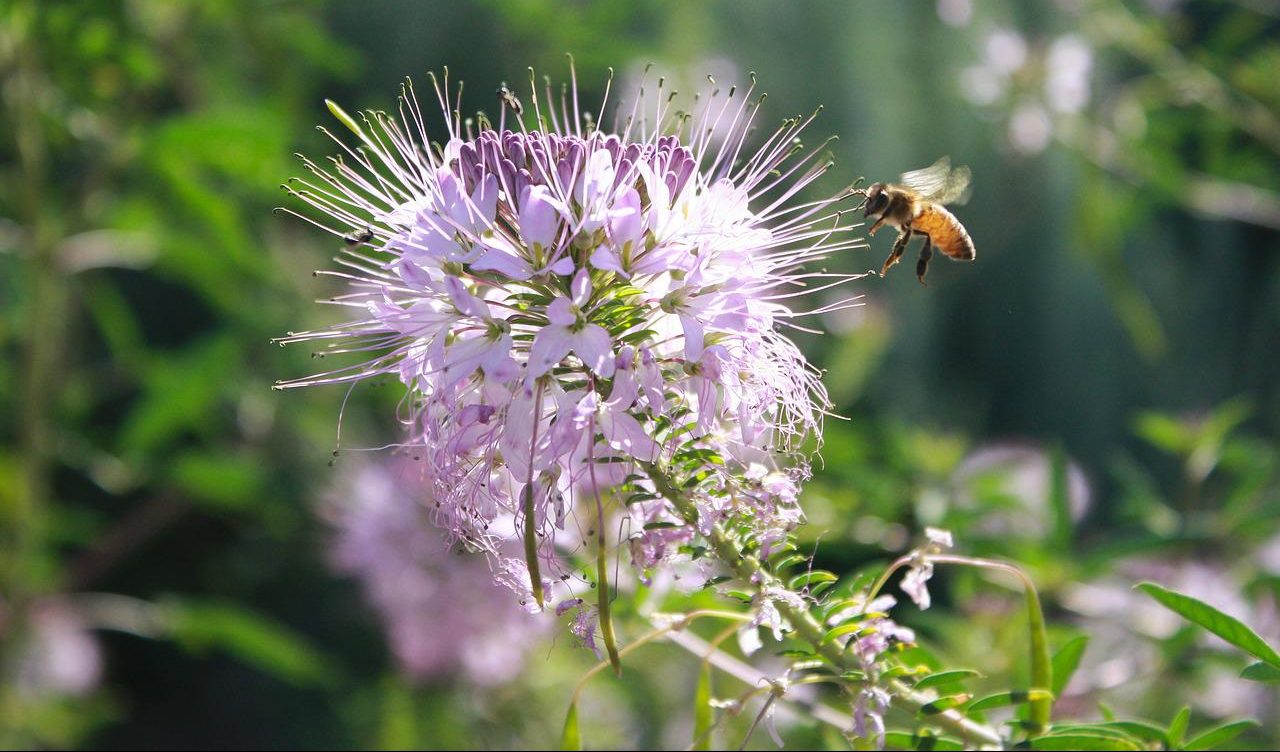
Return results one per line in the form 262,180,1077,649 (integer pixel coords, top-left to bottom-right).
928,554,1053,735
645,463,1005,748
587,410,621,675
523,383,546,609
521,486,544,610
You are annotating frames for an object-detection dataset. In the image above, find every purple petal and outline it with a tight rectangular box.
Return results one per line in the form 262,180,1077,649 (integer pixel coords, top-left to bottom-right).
574,324,615,378
519,185,562,248
589,245,625,274
546,297,576,327
607,187,643,246
472,245,533,280
570,268,592,305
444,276,491,319
528,326,573,378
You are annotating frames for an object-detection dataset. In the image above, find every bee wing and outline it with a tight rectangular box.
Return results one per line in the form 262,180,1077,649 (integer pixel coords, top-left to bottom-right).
899,157,972,206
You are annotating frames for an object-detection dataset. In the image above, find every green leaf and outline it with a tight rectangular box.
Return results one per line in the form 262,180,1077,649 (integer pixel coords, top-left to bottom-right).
165,599,335,687
1136,582,1280,667
788,570,837,590
1028,733,1141,750
1168,707,1191,748
1050,635,1089,696
917,695,970,716
913,669,982,690
967,689,1053,713
883,731,965,750
1095,721,1168,744
692,664,713,750
1023,580,1053,732
560,701,581,751
1182,720,1258,751
1241,661,1280,682
821,623,866,644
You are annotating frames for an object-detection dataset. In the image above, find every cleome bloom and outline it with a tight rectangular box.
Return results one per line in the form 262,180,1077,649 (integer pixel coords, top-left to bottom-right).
277,65,864,616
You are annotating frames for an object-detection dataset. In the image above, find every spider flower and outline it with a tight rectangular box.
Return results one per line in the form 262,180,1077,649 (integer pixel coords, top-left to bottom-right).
278,66,864,610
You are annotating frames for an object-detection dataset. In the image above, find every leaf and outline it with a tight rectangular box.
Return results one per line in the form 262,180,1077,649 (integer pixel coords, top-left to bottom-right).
1168,707,1191,748
1136,582,1280,667
883,731,965,750
917,695,970,716
913,669,982,690
1028,733,1142,750
165,599,335,687
788,570,837,590
1050,635,1089,696
821,623,866,644
1093,721,1169,744
1240,661,1280,682
1023,581,1053,732
1182,720,1258,751
967,689,1053,713
692,664,712,751
560,701,581,751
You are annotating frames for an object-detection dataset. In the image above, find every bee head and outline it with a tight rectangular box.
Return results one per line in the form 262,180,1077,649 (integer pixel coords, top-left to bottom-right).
863,183,889,218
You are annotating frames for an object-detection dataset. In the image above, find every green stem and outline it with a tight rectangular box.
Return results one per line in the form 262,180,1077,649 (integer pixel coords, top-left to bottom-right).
644,463,1005,749
587,411,621,674
521,486,544,610
522,383,546,609
929,555,1053,734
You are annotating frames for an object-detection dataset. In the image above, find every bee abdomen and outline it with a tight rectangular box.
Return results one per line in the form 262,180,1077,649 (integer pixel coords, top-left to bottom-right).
914,204,975,261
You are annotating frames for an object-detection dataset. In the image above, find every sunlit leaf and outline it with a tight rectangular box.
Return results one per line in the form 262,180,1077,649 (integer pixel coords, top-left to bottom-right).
1240,661,1280,682
1050,635,1089,695
1183,720,1259,751
560,701,581,751
788,570,837,590
966,689,1053,713
883,730,965,750
1028,732,1142,750
917,695,970,716
1136,582,1280,667
913,669,982,690
1168,707,1191,748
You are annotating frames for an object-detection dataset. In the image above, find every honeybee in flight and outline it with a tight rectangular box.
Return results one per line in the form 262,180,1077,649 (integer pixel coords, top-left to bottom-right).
855,157,975,286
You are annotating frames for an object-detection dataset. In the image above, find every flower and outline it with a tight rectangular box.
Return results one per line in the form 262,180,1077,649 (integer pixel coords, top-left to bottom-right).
12,599,102,697
279,65,864,616
901,527,955,610
323,459,547,684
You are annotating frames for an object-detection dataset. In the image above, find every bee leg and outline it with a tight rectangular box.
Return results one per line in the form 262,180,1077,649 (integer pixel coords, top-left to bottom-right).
916,235,933,286
868,215,890,236
880,228,912,277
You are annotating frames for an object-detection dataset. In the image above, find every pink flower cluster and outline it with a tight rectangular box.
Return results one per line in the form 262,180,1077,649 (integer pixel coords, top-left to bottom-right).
279,68,862,610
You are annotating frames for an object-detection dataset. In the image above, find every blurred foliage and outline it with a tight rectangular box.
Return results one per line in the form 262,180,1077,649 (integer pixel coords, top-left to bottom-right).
1,0,1277,749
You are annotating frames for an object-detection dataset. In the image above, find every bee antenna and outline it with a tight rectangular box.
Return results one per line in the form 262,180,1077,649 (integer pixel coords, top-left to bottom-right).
846,179,869,210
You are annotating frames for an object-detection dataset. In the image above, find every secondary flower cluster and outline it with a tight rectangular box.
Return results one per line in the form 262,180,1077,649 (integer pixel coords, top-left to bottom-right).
325,459,546,684
279,68,862,614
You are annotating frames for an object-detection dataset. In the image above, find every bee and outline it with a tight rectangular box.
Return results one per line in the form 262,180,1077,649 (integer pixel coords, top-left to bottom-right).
855,156,975,286
496,82,523,116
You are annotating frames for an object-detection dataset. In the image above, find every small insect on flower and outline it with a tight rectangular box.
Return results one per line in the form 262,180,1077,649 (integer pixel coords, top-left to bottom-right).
854,156,976,286
274,63,867,629
496,81,523,115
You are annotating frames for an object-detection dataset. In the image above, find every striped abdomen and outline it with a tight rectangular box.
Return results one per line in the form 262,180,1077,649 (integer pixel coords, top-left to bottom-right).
913,203,975,261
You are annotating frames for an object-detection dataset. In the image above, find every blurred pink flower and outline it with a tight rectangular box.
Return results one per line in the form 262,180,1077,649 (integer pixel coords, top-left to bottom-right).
324,460,548,685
